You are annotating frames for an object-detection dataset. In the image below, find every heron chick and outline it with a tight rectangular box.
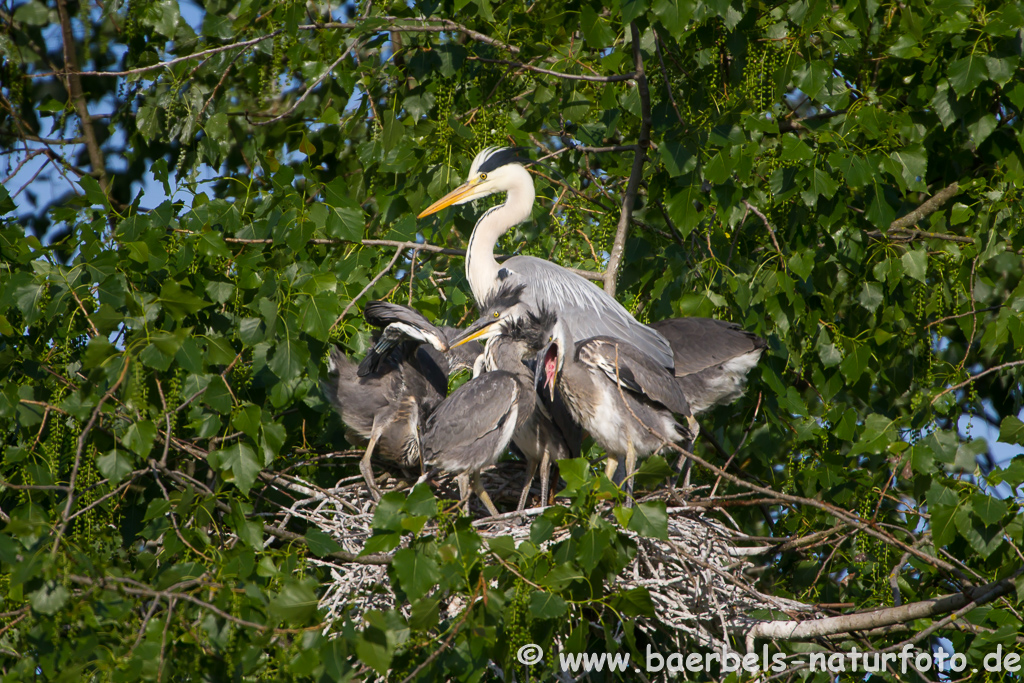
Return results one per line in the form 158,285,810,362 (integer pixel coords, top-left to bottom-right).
536,312,695,501
323,302,482,502
419,317,539,517
455,299,581,511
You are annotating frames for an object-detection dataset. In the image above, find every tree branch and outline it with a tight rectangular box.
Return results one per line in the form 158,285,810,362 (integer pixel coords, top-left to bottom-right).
746,574,1017,647
890,182,960,231
469,56,636,83
930,359,1024,405
55,0,108,192
604,23,651,296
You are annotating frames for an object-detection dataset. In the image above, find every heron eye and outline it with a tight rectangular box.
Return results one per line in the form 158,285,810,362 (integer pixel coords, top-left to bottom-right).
493,311,499,318
480,172,488,181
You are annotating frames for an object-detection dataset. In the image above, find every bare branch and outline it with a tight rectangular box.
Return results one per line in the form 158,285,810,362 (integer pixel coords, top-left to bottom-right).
930,359,1024,405
335,246,403,327
56,0,108,192
747,574,1017,646
890,182,960,231
604,23,651,297
742,199,785,264
470,57,636,83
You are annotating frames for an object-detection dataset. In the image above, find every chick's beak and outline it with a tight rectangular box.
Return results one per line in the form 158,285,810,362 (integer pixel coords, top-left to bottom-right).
450,318,502,348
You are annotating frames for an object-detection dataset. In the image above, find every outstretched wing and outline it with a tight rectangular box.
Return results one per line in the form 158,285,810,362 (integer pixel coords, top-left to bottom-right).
358,302,449,377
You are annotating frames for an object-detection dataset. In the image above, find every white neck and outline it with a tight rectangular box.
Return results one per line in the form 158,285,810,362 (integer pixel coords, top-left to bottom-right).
465,166,535,305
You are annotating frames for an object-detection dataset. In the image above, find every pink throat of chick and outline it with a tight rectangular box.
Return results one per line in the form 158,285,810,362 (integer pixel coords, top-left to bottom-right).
543,344,558,389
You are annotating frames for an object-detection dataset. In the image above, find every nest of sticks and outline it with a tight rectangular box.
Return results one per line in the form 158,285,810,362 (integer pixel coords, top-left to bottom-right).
266,459,821,649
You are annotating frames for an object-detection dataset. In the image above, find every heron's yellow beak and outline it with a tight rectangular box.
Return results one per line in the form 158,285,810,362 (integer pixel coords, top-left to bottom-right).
450,318,502,348
417,179,484,218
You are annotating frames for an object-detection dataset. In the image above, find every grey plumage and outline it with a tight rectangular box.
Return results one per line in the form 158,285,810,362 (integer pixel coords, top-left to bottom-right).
476,308,582,511
420,324,537,517
538,313,695,502
323,302,481,501
650,318,766,415
418,146,675,368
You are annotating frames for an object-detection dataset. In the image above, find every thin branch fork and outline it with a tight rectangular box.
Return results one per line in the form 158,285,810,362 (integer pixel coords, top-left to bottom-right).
866,182,969,243
469,56,637,83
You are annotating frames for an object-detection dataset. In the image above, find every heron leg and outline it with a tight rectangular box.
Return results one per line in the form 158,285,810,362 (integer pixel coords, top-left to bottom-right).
673,416,700,476
623,441,637,508
456,473,471,514
415,467,438,487
538,449,552,509
471,470,500,518
517,457,539,514
360,417,385,502
604,455,619,481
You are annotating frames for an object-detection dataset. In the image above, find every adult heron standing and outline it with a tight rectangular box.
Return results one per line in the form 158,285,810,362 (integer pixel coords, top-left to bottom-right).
417,147,674,369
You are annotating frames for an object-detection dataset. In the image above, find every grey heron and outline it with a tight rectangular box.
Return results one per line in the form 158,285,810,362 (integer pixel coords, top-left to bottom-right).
536,312,696,498
417,146,675,369
649,318,766,416
322,302,482,501
455,286,582,511
419,318,539,517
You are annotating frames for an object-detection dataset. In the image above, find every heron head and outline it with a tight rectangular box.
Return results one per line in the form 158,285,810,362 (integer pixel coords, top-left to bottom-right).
536,315,568,402
417,147,532,218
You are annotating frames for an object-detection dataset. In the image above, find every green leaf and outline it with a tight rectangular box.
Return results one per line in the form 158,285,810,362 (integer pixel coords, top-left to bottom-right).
858,282,883,312
609,586,655,617
29,581,70,616
357,612,395,674
577,527,611,573
97,449,135,483
208,443,261,495
632,456,674,489
299,292,339,341
529,591,567,619
13,1,50,25
269,579,319,623
660,141,696,177
970,493,1008,526
901,249,928,282
947,54,989,96
123,420,157,458
159,281,211,321
626,501,668,540
580,5,614,48
998,416,1024,446
954,505,1003,558
889,146,928,192
409,595,440,631
650,0,691,33
793,60,829,99
392,547,440,601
